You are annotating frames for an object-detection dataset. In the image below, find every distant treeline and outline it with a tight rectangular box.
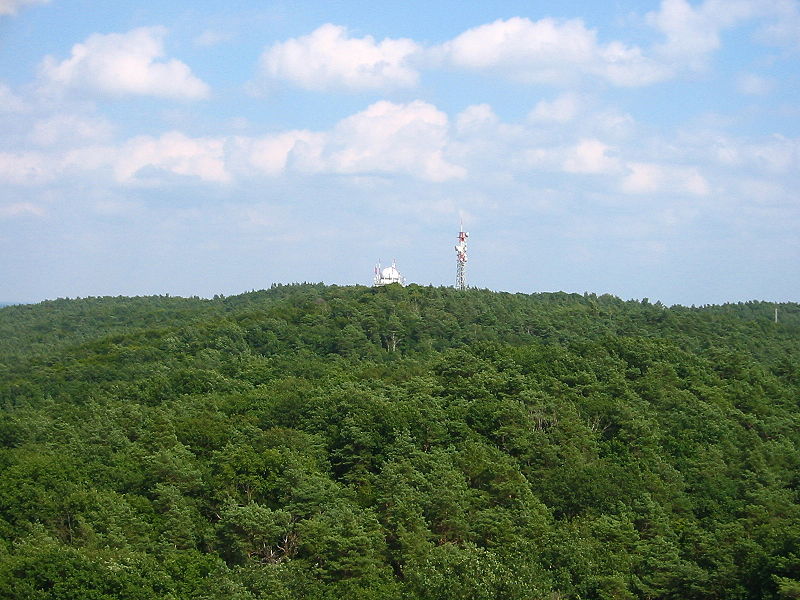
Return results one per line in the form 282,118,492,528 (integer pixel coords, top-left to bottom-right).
0,285,798,599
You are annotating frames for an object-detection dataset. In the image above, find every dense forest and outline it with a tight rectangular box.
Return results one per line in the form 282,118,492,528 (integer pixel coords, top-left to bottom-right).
0,284,798,599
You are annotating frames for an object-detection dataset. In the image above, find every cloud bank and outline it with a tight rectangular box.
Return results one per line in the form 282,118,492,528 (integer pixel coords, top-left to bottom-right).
257,2,800,93
5,95,795,208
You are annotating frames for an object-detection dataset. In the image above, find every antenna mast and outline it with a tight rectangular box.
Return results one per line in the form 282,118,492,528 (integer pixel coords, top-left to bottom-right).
455,221,469,290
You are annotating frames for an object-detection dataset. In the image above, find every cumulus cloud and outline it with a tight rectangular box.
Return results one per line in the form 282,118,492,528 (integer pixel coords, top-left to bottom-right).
448,105,719,197
529,93,582,123
54,132,230,184
0,151,53,185
455,104,500,134
737,178,788,205
40,26,210,99
622,162,709,196
30,114,114,146
696,132,800,174
4,97,795,206
0,0,48,16
647,0,721,68
755,0,800,48
254,8,794,94
563,139,621,174
0,101,465,186
231,130,323,176
238,100,463,181
744,136,800,174
319,100,464,181
622,162,667,194
259,24,421,91
112,132,228,182
0,202,45,218
431,4,796,88
439,17,669,86
736,73,772,95
0,131,229,186
0,83,26,112
646,0,761,70
449,104,529,177
193,30,232,48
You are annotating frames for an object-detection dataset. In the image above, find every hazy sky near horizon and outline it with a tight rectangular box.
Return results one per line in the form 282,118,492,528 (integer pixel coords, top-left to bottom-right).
0,0,798,305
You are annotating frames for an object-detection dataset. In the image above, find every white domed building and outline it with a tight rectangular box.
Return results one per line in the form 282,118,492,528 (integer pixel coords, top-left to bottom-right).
373,260,405,286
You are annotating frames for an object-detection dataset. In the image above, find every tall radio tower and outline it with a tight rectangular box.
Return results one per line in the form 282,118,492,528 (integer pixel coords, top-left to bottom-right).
455,222,469,290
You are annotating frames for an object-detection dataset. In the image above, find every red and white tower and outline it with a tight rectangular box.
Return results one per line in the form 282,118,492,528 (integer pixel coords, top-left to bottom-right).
455,222,468,290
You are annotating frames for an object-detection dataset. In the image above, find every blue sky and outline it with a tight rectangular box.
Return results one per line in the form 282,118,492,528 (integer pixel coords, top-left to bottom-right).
0,0,798,305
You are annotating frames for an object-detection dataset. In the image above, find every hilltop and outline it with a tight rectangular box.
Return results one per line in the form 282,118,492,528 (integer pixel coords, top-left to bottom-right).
0,285,798,599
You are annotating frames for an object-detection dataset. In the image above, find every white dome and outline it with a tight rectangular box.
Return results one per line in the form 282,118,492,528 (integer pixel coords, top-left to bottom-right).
382,266,400,279
374,260,405,286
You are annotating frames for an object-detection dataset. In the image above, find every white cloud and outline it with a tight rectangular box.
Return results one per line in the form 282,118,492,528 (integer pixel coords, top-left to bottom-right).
0,102,464,186
517,137,633,180
0,131,229,186
232,130,323,176
253,10,795,97
646,0,759,70
4,98,794,204
0,201,45,218
643,0,800,73
450,104,528,177
563,139,621,174
736,73,772,95
54,131,230,184
598,41,672,86
193,30,232,48
454,104,526,144
621,162,709,196
647,0,720,68
701,133,800,174
593,111,637,140
684,169,711,196
0,151,53,185
456,104,500,133
0,83,26,112
30,114,114,146
433,3,795,91
736,178,789,205
229,101,463,181
259,24,421,91
0,0,48,16
746,136,800,173
112,132,228,182
755,0,800,48
621,162,667,194
443,17,593,73
320,100,464,181
440,17,669,87
40,26,210,99
529,93,581,123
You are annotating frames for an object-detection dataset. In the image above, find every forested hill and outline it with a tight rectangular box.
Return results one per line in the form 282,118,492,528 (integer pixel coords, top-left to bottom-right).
1,285,798,600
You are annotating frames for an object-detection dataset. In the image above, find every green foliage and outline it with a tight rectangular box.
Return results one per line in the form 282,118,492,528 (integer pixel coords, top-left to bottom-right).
0,285,799,598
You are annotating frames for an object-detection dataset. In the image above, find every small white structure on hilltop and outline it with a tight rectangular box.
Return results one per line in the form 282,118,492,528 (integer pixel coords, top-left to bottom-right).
374,260,405,286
